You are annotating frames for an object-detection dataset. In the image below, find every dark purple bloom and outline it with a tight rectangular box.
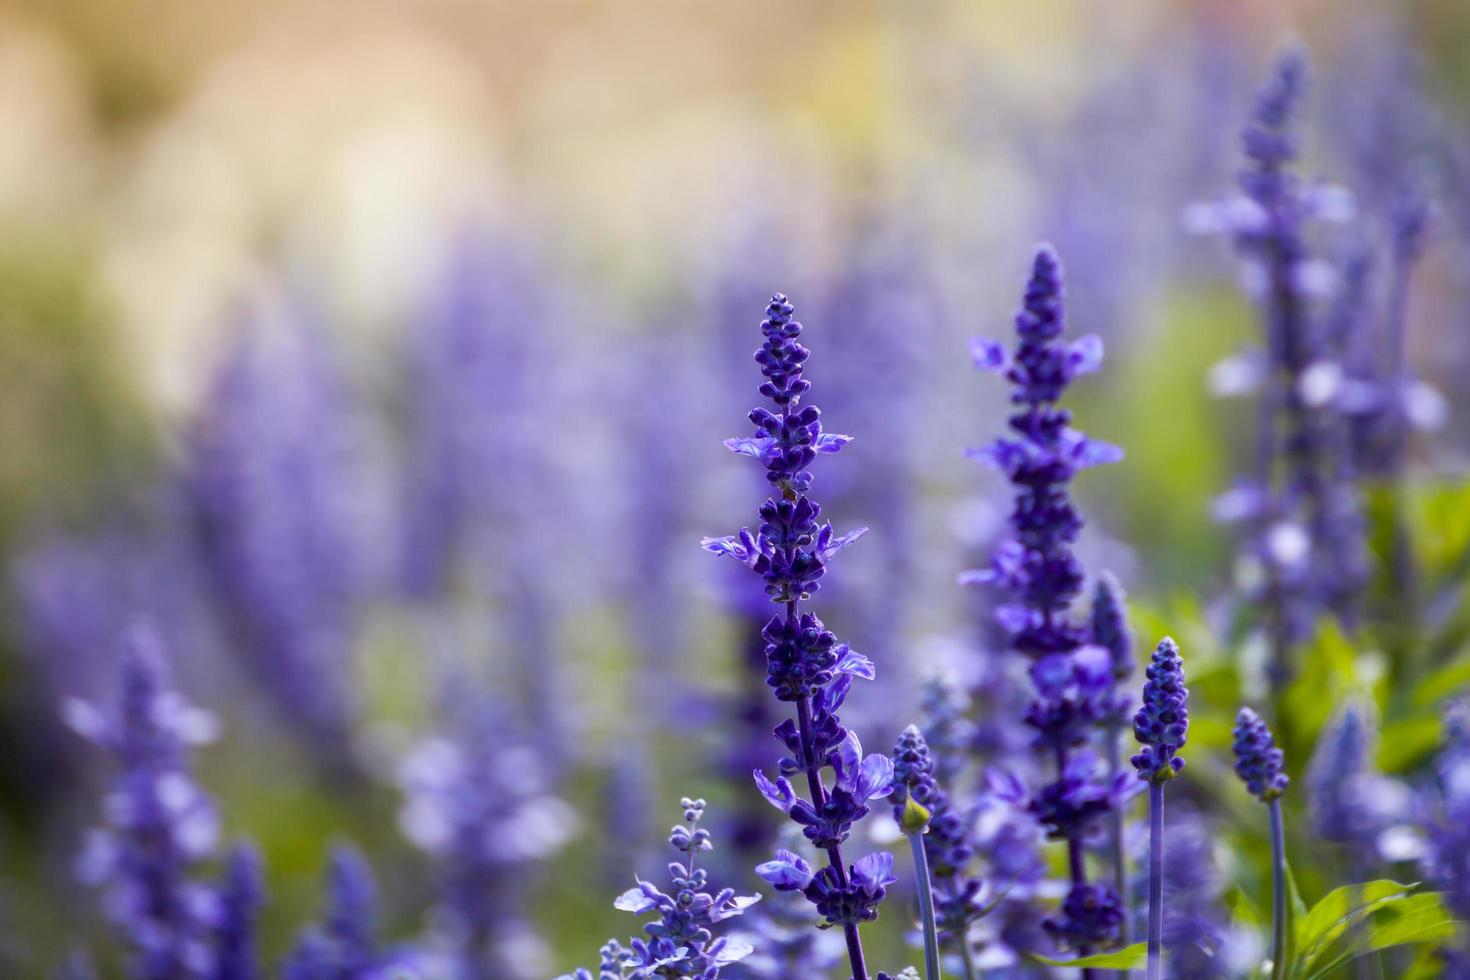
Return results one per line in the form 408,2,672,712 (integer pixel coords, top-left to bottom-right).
1130,638,1189,783
282,845,382,980
967,246,1124,955
560,799,759,980
1232,707,1289,802
1044,885,1124,952
888,726,988,945
65,624,220,980
705,295,893,979
211,843,264,980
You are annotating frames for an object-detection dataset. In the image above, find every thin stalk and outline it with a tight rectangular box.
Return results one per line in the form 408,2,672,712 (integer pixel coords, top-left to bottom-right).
795,692,868,980
956,917,978,980
1146,782,1164,980
1269,798,1287,980
1058,745,1098,980
907,831,942,980
1106,720,1132,964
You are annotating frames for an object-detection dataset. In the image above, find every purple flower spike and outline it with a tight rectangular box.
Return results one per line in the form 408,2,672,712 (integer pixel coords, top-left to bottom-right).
1232,707,1289,802
1131,638,1189,783
561,799,759,979
968,247,1126,958
705,294,890,980
67,624,220,980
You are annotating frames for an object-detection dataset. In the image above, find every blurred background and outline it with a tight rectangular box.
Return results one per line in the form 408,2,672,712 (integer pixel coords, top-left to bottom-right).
1,0,1469,976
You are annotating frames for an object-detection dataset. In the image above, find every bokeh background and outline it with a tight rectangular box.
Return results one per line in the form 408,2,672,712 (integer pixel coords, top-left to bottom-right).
2,0,1470,976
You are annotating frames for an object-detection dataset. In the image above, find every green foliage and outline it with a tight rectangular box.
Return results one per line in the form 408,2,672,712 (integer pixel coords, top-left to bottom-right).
1032,941,1147,970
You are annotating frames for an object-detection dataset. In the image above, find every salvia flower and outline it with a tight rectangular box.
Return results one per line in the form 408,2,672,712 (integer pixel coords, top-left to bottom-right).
1131,638,1189,783
889,725,987,948
185,303,367,771
65,624,220,980
967,246,1125,955
282,845,384,980
1306,699,1381,857
1426,701,1470,975
211,842,264,980
396,691,577,980
1232,708,1289,802
559,799,759,980
704,294,893,979
1189,48,1366,682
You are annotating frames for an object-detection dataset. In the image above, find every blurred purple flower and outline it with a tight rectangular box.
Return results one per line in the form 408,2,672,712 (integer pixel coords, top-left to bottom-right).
65,624,220,980
185,297,370,772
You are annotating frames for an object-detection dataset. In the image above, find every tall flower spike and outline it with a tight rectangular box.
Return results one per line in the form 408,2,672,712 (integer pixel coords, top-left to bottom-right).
889,725,988,962
1131,638,1189,784
212,842,264,980
1232,708,1289,802
282,844,384,980
1191,47,1363,686
65,624,220,980
1133,638,1189,980
704,294,891,980
968,246,1123,966
1233,705,1293,980
558,799,759,979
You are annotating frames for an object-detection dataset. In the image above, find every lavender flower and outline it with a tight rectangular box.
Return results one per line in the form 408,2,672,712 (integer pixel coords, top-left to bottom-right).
1190,48,1365,682
65,624,220,980
282,845,384,980
1091,572,1135,949
890,726,987,957
1132,637,1189,980
396,691,577,980
724,890,844,979
1427,701,1470,975
704,294,893,980
1233,707,1291,980
1232,708,1289,802
1131,638,1188,785
211,843,264,980
1306,699,1380,860
185,305,366,771
967,245,1125,960
558,799,759,980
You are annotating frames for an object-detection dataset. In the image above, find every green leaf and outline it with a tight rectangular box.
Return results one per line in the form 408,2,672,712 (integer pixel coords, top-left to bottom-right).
1378,716,1447,773
1032,942,1148,969
1301,893,1460,980
1296,881,1417,970
1411,653,1470,709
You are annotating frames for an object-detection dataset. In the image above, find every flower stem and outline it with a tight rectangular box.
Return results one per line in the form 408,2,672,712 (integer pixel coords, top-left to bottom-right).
1106,719,1131,974
1147,781,1164,980
907,830,942,980
795,691,868,980
1269,797,1287,980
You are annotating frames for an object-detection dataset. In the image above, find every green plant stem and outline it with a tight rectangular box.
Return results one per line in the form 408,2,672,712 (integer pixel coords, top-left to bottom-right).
907,830,942,980
1269,797,1288,980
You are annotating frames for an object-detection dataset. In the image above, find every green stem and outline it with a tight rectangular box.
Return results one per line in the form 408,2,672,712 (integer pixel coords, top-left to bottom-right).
1269,798,1288,980
957,925,978,980
907,830,942,980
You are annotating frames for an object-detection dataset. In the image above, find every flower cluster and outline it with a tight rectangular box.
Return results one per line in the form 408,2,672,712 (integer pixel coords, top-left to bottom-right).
396,691,577,980
705,295,893,978
1188,49,1376,681
1232,708,1289,802
560,799,759,980
967,246,1125,952
1130,638,1189,783
65,625,224,980
282,846,384,980
889,726,987,940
